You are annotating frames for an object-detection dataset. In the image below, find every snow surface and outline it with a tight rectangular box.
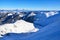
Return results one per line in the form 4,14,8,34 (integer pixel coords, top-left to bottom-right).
0,20,39,37
28,12,36,17
45,11,58,17
7,13,13,16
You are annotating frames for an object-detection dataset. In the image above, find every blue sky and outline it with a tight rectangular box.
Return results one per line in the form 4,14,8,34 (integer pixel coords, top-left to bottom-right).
0,0,60,10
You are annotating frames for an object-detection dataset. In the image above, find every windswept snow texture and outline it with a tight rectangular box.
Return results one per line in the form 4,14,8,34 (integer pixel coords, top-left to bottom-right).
0,20,39,37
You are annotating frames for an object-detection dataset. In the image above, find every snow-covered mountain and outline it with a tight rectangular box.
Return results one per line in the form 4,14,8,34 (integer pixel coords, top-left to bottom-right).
0,19,39,37
0,10,60,40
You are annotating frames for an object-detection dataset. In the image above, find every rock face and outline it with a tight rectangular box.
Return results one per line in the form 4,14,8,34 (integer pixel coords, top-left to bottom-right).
0,20,39,37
